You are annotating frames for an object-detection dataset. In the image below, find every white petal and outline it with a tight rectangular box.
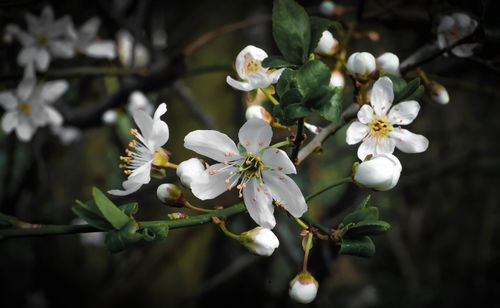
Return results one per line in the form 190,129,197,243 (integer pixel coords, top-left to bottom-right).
438,15,455,33
35,48,50,72
371,77,393,116
108,180,143,196
17,47,37,67
184,130,240,162
238,118,272,153
25,13,40,35
243,177,275,229
40,6,55,25
346,121,369,145
47,15,72,37
190,163,238,200
79,17,100,40
6,24,34,46
0,92,18,109
83,41,117,59
128,160,153,184
357,138,377,160
262,148,296,174
451,44,476,58
41,80,69,103
149,104,169,150
247,71,272,89
49,40,75,58
357,104,374,124
226,76,255,91
44,106,63,127
375,137,396,155
388,100,420,125
234,45,268,80
389,128,429,153
263,171,307,218
16,75,36,101
15,117,36,141
1,111,19,133
132,109,153,141
268,68,285,84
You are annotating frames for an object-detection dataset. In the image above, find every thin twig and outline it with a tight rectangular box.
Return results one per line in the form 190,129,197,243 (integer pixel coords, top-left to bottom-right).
173,80,216,130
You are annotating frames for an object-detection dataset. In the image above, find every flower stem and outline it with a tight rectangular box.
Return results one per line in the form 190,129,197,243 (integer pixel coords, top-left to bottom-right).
294,217,309,230
305,176,353,202
302,232,313,272
260,88,280,105
184,201,216,213
291,118,305,164
269,140,292,149
165,162,178,169
218,221,240,240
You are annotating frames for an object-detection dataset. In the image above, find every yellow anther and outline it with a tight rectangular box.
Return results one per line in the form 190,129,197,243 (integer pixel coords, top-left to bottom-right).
229,172,234,176
238,193,243,198
280,177,284,180
209,171,213,175
278,166,283,171
213,169,218,174
124,170,131,175
246,141,251,146
237,184,242,190
227,186,232,191
245,160,251,165
225,152,229,157
224,161,228,165
242,183,246,188
253,197,257,201
247,152,253,155
259,142,263,147
225,179,230,184
264,190,269,194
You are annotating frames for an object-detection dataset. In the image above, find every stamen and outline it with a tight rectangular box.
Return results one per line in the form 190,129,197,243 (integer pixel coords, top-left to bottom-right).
247,152,253,155
225,179,230,184
239,193,243,198
242,183,246,188
257,187,261,192
246,141,251,146
225,152,229,157
259,183,263,187
213,169,218,174
237,184,242,190
227,186,232,191
280,177,284,180
259,142,263,147
224,161,228,165
253,197,257,201
124,170,131,175
278,166,283,171
264,190,269,194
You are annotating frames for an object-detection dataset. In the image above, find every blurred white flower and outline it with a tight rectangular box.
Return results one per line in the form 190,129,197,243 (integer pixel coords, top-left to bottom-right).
346,77,429,160
347,52,376,76
354,153,402,191
245,105,273,125
72,17,116,59
437,13,478,58
226,45,284,92
50,125,81,145
117,29,150,68
0,68,67,141
319,1,336,16
127,91,154,116
6,6,76,71
329,69,345,88
315,30,338,56
376,52,400,75
101,109,118,125
108,103,169,196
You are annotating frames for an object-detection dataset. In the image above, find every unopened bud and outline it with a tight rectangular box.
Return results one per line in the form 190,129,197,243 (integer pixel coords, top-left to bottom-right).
102,109,118,125
301,236,314,251
429,81,449,105
346,52,376,76
329,69,345,88
168,212,187,220
176,158,208,188
315,30,338,56
319,1,336,16
376,52,400,76
353,153,402,191
245,105,274,125
157,183,186,207
239,226,279,256
289,271,319,304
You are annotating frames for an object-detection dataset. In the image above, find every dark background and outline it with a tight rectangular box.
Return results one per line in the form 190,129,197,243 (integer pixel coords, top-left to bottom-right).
1,0,499,307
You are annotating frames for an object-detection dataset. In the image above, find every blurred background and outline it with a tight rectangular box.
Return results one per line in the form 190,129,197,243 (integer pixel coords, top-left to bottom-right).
1,0,500,307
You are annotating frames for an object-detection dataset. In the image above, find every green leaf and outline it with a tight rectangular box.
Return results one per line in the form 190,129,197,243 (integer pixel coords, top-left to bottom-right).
272,0,311,64
273,105,296,126
72,203,113,230
296,60,331,99
285,103,311,119
105,220,143,253
276,69,296,98
318,87,343,123
262,56,299,69
340,206,379,227
309,16,342,54
119,202,139,217
339,236,375,257
142,222,170,242
404,85,424,102
280,88,303,107
358,195,371,209
92,187,130,230
384,74,407,101
393,77,422,103
342,220,391,238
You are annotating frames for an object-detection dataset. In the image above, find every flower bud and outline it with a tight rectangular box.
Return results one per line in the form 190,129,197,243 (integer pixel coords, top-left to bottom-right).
376,52,400,75
319,1,336,16
101,109,118,125
428,81,449,105
289,271,319,304
315,31,338,56
329,69,345,88
346,52,376,76
239,226,279,256
156,183,186,207
353,153,402,191
301,236,314,251
245,105,273,125
176,158,207,188
304,122,321,135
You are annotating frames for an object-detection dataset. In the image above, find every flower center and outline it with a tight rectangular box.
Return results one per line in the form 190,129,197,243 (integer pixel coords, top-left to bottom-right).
239,152,265,179
19,102,32,114
37,33,49,48
119,128,158,175
242,53,264,75
368,116,393,138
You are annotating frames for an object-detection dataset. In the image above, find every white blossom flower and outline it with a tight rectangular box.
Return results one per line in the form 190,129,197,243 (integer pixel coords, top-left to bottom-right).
226,45,284,92
101,109,118,125
127,91,154,116
156,183,185,207
289,272,319,304
347,52,376,76
245,105,273,125
117,29,150,68
329,69,345,88
72,17,116,59
376,52,400,75
437,13,478,58
239,226,279,256
354,153,402,191
108,103,169,196
184,118,307,229
315,30,338,56
6,6,76,71
176,158,207,188
319,1,336,16
0,69,67,141
346,76,429,160
50,125,81,145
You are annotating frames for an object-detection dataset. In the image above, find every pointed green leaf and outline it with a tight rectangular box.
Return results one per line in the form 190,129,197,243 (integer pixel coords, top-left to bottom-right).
285,103,311,119
296,60,331,99
262,56,299,69
339,236,375,257
358,195,371,209
404,85,424,102
383,74,407,101
72,205,113,230
342,220,391,238
272,0,311,64
92,187,130,230
276,69,296,98
318,86,343,123
340,206,379,228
